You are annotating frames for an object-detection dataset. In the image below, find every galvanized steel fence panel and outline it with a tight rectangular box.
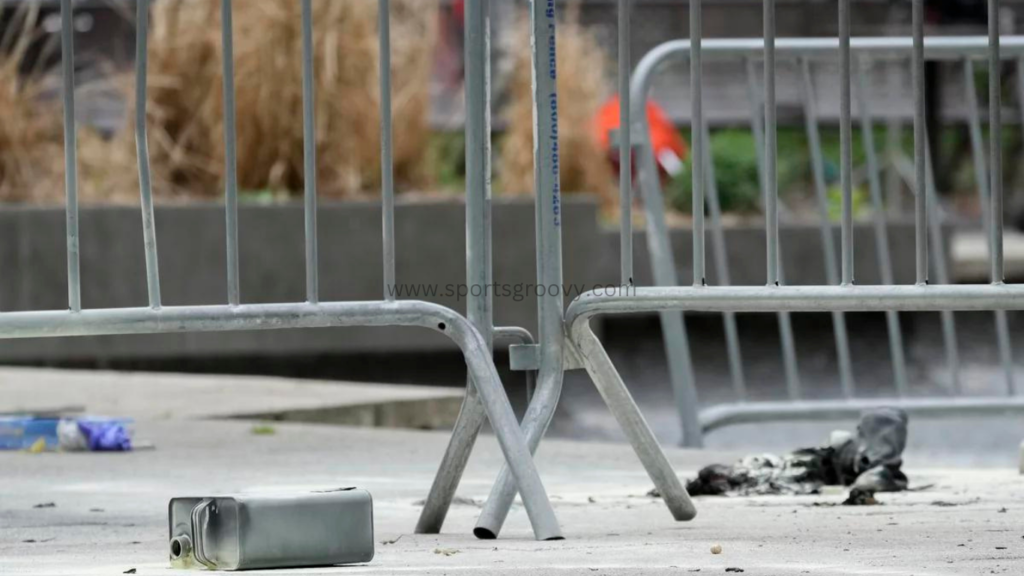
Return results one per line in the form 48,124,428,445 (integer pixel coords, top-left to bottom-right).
26,0,578,542
602,1,1024,450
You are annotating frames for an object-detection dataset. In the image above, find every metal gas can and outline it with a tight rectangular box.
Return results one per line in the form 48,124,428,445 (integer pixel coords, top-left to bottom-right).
168,488,374,570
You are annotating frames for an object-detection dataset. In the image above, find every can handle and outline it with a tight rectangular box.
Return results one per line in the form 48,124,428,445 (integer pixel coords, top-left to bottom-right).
190,499,216,569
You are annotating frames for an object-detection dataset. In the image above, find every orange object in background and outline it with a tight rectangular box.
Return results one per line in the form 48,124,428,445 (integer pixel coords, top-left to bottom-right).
595,96,689,179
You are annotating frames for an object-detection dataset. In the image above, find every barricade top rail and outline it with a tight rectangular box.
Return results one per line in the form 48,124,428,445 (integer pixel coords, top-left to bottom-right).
635,35,1024,63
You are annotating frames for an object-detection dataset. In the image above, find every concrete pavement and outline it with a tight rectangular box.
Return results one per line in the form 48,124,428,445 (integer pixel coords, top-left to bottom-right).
3,418,1023,575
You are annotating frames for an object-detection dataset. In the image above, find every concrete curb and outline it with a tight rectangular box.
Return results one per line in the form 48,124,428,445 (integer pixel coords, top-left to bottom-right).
0,366,465,430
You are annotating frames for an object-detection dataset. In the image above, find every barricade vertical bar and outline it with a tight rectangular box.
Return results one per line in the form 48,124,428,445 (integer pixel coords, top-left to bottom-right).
483,0,493,366
1014,54,1024,395
744,58,802,399
1017,57,1024,179
839,0,854,286
691,0,704,285
963,58,1014,394
795,62,831,268
743,59,793,227
854,57,909,396
301,0,319,304
423,2,562,540
379,0,396,301
477,14,496,441
702,120,747,400
221,0,240,306
618,0,633,286
913,0,928,285
473,0,568,540
799,58,856,399
632,61,702,446
418,0,491,536
135,0,161,310
60,0,81,312
886,116,904,215
885,56,905,216
764,0,779,286
745,58,767,195
990,0,1005,284
773,285,803,396
995,312,1015,394
925,139,962,392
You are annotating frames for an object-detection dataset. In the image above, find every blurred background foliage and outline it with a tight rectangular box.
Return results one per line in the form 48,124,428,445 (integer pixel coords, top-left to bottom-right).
1,0,1022,222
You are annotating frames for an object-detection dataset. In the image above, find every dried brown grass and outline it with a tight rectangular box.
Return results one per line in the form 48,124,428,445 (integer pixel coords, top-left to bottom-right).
91,0,439,203
0,0,437,206
497,3,614,204
0,2,63,203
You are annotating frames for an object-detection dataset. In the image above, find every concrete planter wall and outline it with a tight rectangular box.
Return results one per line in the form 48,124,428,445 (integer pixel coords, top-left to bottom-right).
0,197,946,363
0,198,601,362
617,220,932,288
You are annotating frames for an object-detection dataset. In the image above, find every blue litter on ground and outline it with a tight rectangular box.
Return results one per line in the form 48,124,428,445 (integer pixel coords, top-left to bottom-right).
0,416,133,451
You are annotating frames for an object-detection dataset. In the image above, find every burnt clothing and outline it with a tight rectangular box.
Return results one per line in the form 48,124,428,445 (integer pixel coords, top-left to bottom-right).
686,409,909,498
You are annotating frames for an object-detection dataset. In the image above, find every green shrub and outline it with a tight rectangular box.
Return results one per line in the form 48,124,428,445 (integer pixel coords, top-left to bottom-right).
426,131,467,193
667,129,804,215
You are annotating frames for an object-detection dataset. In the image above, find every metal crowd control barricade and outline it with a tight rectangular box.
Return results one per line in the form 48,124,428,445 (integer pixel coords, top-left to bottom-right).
18,0,570,541
418,0,698,541
611,0,1024,448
